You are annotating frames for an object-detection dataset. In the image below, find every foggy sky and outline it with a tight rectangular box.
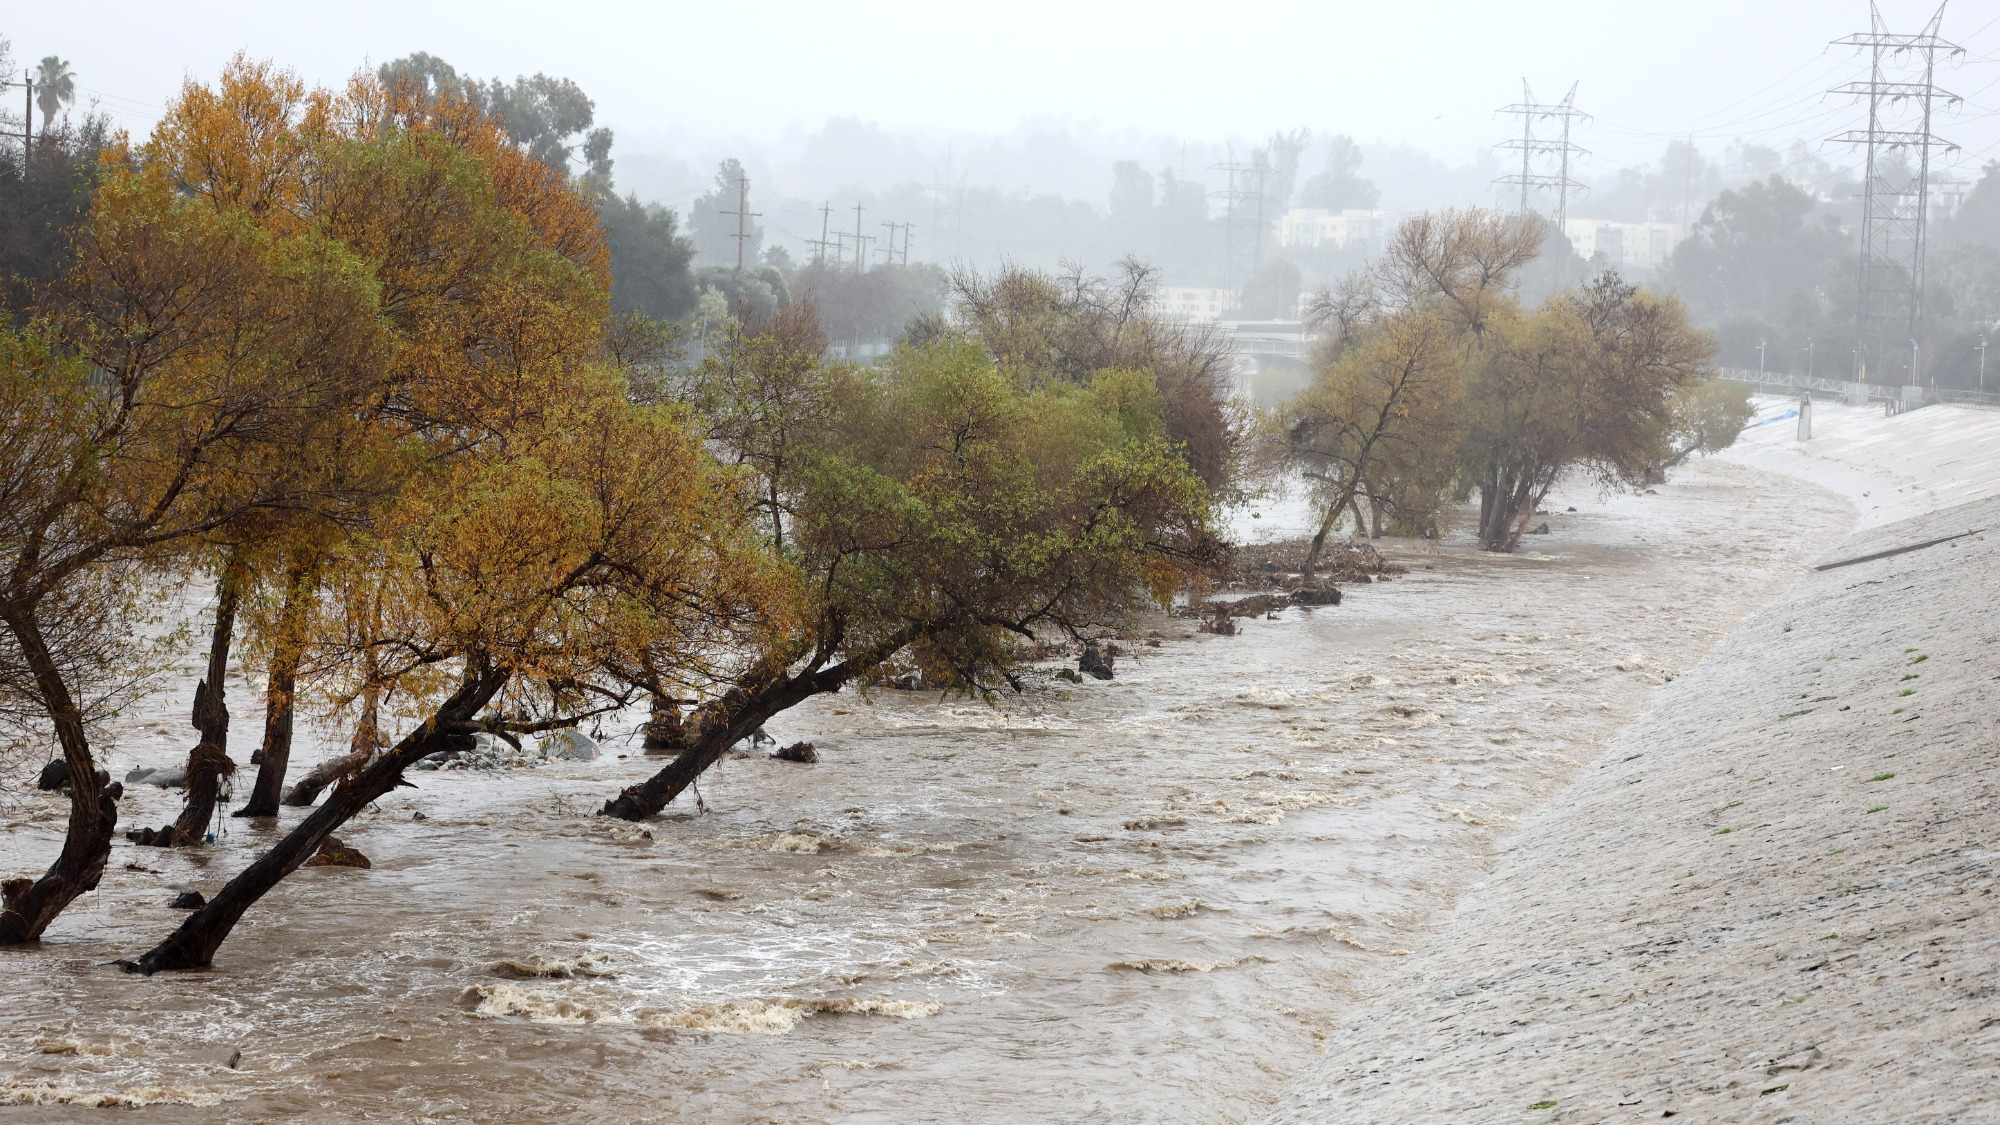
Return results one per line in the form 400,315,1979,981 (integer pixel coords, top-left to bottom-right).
6,1,2000,199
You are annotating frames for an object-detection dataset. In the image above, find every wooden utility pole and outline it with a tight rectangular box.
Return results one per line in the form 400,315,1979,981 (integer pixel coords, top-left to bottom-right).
813,201,834,266
720,173,761,271
852,202,865,277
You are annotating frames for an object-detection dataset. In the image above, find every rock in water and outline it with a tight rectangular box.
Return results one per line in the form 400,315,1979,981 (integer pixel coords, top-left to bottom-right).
542,727,598,761
36,760,68,791
169,890,205,910
773,741,818,764
305,837,372,869
124,765,188,789
1079,641,1115,681
1529,522,1551,535
1055,667,1084,683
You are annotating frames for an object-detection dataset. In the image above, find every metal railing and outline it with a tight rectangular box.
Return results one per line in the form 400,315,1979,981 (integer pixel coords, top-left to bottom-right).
1716,367,2000,410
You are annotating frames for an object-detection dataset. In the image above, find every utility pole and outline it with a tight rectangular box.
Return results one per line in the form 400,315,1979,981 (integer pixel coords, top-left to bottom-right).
900,222,913,266
1829,3,1963,387
1805,337,1815,378
879,222,902,267
1757,338,1767,376
811,202,834,267
853,203,866,277
1978,334,1987,392
1494,80,1589,228
719,173,761,271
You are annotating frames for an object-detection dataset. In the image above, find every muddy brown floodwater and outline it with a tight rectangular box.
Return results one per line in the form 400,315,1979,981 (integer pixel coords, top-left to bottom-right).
0,457,1853,1124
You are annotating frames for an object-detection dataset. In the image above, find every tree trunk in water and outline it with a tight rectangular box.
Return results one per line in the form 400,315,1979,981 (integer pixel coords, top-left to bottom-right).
1477,472,1544,554
1300,479,1362,581
236,566,311,818
160,554,247,845
235,662,297,817
640,694,689,753
124,668,509,973
600,641,902,821
284,687,383,808
0,610,117,944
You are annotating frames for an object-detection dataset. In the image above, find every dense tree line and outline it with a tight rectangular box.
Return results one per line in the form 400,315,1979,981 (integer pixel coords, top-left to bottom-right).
1664,163,2000,391
0,60,1227,970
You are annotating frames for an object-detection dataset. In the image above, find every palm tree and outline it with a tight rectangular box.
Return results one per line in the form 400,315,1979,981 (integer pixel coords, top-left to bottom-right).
34,56,75,131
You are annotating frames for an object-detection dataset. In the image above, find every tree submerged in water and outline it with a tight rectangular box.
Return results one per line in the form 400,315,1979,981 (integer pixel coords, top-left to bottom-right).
1276,209,1741,558
0,55,1231,970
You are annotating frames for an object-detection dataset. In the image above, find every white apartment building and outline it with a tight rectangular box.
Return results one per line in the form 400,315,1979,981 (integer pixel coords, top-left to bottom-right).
1562,218,1684,272
1930,178,1972,222
1277,208,1392,251
1156,286,1237,322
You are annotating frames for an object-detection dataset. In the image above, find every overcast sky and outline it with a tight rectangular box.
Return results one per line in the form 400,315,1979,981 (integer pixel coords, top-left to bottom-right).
6,1,2000,181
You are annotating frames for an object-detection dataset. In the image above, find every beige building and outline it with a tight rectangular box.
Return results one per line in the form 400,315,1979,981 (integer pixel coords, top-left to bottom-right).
1155,286,1237,322
1562,218,1684,272
1277,208,1392,251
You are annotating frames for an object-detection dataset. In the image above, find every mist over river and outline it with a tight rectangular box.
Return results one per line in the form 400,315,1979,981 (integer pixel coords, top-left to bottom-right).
0,456,1851,1123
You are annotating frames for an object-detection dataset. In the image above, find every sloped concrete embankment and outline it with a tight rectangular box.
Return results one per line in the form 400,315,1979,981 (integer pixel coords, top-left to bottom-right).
1261,497,2000,1123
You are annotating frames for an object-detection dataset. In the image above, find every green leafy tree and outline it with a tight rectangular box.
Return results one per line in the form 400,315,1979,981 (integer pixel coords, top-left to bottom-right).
601,331,1225,820
597,191,697,320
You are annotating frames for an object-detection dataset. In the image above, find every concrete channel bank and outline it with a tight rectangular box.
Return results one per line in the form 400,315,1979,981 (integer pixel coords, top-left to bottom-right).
1261,402,2000,1123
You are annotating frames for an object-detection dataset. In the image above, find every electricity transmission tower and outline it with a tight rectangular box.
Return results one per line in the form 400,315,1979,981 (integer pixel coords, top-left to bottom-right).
719,174,762,271
1494,81,1589,228
1828,2,1963,387
927,147,969,263
1209,147,1268,290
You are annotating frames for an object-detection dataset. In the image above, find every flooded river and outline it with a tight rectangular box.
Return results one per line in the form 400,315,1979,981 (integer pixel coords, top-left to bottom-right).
0,457,1852,1123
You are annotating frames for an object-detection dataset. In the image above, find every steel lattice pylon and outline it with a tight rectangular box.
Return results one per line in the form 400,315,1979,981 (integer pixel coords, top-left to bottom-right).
1828,2,1963,387
1495,81,1589,229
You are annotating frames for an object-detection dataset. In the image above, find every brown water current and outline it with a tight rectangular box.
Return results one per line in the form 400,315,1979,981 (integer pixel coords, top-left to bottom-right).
0,458,1854,1123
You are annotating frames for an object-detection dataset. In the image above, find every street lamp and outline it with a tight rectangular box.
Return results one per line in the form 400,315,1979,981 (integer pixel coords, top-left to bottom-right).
1979,335,1988,394
1756,338,1766,376
1803,337,1814,379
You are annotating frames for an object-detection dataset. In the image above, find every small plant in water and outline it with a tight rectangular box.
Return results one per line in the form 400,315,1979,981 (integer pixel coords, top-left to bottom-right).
1868,772,1894,782
1866,806,1887,814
